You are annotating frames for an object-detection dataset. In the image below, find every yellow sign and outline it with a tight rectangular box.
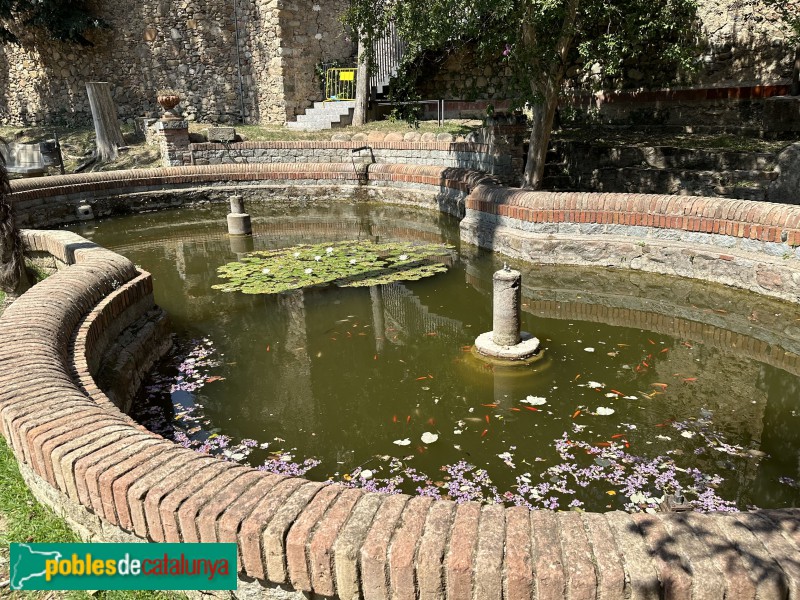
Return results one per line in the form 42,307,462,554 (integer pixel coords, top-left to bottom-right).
339,71,355,81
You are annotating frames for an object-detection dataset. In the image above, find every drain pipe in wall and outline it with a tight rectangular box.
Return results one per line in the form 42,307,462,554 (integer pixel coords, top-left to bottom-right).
232,0,246,123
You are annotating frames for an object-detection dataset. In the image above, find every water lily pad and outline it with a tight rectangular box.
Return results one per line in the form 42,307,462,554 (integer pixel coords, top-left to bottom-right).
213,240,453,295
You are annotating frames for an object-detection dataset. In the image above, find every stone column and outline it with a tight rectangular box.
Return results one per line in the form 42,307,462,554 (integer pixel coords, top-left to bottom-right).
154,120,191,167
227,195,252,236
492,267,521,346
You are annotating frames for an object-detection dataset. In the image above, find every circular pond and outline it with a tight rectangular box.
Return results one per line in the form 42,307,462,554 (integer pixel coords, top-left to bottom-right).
69,200,800,513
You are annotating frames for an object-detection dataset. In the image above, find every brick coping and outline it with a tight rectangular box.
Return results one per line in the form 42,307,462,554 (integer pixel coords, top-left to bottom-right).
2,166,800,598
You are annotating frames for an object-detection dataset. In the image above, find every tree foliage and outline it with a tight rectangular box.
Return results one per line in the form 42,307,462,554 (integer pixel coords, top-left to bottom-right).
0,0,107,46
345,0,699,188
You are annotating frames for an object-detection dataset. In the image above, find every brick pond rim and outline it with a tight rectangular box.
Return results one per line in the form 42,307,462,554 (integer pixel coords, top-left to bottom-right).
1,164,800,599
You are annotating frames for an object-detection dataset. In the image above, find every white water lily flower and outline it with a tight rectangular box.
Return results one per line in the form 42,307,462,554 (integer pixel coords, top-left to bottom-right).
314,255,322,261
595,406,615,416
262,268,271,274
393,438,411,446
360,469,373,480
349,259,357,264
326,247,334,253
399,254,409,261
584,347,595,353
421,432,439,444
304,268,313,274
521,395,547,406
587,381,604,389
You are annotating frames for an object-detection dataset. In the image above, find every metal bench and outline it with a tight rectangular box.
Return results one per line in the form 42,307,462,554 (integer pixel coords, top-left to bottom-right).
0,139,64,177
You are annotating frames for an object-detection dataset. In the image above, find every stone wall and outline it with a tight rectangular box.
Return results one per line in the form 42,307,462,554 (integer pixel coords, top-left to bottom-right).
0,0,353,126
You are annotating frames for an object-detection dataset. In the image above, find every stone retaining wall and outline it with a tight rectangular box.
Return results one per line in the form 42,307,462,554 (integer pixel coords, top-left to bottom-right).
2,167,800,599
188,140,522,185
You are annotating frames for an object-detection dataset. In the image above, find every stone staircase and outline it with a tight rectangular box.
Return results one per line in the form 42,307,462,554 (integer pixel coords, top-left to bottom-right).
287,23,406,131
285,100,356,131
543,140,781,201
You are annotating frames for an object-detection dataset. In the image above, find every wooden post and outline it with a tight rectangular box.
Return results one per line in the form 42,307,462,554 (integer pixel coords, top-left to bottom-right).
85,82,126,162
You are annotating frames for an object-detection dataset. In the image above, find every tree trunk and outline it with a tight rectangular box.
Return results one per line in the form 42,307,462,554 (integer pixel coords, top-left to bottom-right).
85,82,125,163
522,85,561,190
791,45,800,96
352,38,370,127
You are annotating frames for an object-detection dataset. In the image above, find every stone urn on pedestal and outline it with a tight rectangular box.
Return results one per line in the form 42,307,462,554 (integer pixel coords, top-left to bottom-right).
157,90,182,121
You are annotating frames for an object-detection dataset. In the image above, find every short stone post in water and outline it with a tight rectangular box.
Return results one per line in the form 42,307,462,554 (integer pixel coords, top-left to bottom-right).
474,264,540,365
492,265,521,346
227,195,252,236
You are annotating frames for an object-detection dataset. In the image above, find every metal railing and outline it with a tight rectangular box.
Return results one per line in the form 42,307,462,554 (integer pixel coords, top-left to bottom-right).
324,68,358,101
370,22,406,94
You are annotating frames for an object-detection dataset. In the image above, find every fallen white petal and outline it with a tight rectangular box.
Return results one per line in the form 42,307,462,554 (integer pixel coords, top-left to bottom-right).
421,432,439,444
393,438,411,446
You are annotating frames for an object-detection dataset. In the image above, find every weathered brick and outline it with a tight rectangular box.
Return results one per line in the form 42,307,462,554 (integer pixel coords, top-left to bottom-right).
261,481,325,583
604,511,660,600
334,493,384,600
387,496,433,600
504,506,534,600
286,484,344,592
556,511,597,600
196,470,266,543
631,512,692,600
174,465,249,543
658,513,725,600
416,499,455,600
157,461,236,543
444,501,480,600
581,512,625,600
360,494,410,600
473,503,504,600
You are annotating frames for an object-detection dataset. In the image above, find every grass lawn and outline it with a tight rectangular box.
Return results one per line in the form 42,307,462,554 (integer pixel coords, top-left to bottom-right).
0,436,184,600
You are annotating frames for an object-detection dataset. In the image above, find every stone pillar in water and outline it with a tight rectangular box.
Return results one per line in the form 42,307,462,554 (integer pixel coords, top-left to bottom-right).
227,195,252,236
492,266,521,346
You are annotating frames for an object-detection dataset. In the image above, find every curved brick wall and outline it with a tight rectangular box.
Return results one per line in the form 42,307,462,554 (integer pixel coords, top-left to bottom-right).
2,166,800,599
462,185,800,303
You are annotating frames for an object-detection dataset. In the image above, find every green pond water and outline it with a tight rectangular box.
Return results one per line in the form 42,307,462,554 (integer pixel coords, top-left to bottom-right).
69,200,800,512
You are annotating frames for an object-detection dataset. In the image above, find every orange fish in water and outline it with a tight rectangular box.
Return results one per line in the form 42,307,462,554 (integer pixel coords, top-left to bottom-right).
572,410,581,419
481,404,497,408
611,434,625,439
415,376,428,381
427,418,436,426
524,407,539,412
683,377,698,383
266,345,271,352
648,339,656,345
642,361,649,368
425,332,438,337
428,374,434,379
374,354,378,360
485,415,490,423
625,442,631,448
392,415,398,423
610,390,624,396
510,408,521,412
481,429,488,437
574,374,581,381
652,383,668,390
596,442,612,447
406,415,411,424
461,346,472,351
661,348,669,353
